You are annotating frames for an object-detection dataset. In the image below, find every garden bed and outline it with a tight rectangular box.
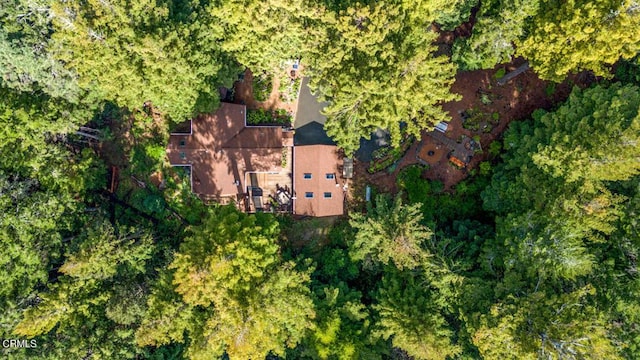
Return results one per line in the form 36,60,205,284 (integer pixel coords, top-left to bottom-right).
279,76,302,103
368,135,415,174
460,107,499,133
233,68,300,117
247,108,292,126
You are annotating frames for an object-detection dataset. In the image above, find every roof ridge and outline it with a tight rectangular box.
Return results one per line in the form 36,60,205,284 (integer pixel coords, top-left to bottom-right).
221,126,284,149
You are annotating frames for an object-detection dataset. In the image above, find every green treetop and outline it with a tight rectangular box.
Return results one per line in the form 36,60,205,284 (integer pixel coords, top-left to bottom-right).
305,1,459,155
302,283,383,360
477,84,640,359
13,221,154,359
374,268,462,360
452,0,540,70
137,207,315,360
518,0,640,81
209,0,308,74
483,84,640,281
349,194,433,270
48,0,236,120
169,206,280,306
0,0,82,102
473,285,621,359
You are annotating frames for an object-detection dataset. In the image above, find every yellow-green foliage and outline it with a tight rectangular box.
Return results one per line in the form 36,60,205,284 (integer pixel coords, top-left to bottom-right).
518,0,640,81
305,1,459,155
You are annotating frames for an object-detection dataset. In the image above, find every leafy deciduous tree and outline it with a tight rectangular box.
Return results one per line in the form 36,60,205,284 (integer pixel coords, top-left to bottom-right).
138,207,315,360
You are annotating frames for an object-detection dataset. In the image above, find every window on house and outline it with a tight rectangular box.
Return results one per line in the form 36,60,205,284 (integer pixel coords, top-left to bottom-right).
305,192,314,198
179,152,186,160
323,192,332,199
179,139,186,147
303,173,312,179
325,173,335,180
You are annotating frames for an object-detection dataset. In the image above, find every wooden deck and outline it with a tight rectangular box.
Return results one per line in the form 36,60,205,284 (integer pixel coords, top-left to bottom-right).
251,172,292,192
247,147,293,212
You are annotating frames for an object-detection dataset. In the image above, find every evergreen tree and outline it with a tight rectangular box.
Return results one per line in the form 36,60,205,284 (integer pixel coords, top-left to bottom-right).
209,0,308,74
430,0,479,31
49,0,237,120
303,284,383,360
452,0,539,70
3,1,640,358
12,221,154,359
473,286,621,359
191,264,314,360
374,268,461,360
169,206,280,306
137,207,315,360
349,195,433,270
518,0,640,81
478,84,640,359
305,1,459,155
483,84,640,281
0,0,82,101
135,272,196,348
603,179,640,358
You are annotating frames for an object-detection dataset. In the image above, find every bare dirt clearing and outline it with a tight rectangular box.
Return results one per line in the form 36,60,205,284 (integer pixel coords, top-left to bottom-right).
357,58,592,193
233,67,301,115
229,59,594,196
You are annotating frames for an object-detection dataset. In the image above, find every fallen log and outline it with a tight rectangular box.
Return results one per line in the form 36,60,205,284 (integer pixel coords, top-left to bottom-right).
497,62,530,86
75,131,101,141
79,126,102,134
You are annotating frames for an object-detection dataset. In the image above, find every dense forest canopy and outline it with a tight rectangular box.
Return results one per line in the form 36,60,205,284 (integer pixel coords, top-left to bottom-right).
1,0,639,359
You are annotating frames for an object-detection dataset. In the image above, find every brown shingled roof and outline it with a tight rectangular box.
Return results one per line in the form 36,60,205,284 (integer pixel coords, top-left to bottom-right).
166,103,284,199
293,145,344,217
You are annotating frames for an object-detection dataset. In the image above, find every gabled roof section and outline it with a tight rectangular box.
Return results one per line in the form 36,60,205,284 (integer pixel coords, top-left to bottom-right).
294,121,336,146
223,127,284,148
194,102,246,148
293,145,344,217
166,103,283,199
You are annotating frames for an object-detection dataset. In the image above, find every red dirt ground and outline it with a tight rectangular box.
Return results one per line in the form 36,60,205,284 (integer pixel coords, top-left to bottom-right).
231,58,594,196
357,58,593,193
233,67,301,114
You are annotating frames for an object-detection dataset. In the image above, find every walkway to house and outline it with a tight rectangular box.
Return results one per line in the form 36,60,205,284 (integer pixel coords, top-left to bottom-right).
294,77,328,129
293,77,337,147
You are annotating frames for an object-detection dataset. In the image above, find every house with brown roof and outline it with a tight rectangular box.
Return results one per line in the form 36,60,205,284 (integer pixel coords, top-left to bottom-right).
292,145,344,217
290,78,346,217
166,100,346,217
167,103,294,211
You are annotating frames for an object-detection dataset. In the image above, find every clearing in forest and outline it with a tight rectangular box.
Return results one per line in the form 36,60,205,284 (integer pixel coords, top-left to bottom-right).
355,58,592,194
233,63,303,120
